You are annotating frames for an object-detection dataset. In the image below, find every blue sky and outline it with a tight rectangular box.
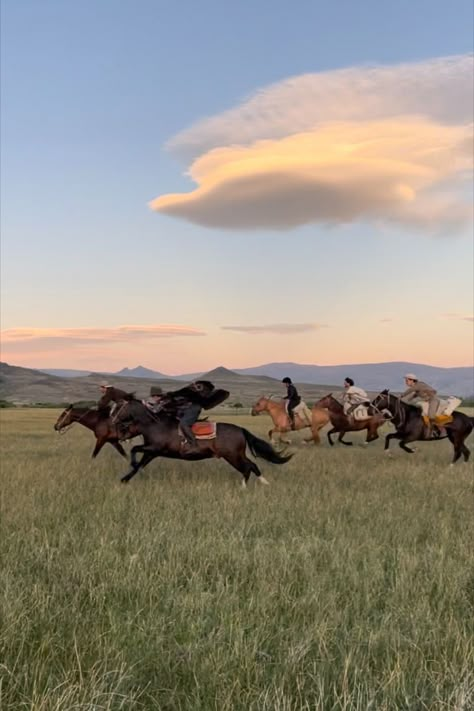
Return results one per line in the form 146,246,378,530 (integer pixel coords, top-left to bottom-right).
1,0,473,372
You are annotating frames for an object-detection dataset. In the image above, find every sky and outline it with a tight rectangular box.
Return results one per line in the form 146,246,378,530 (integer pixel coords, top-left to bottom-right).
1,0,473,374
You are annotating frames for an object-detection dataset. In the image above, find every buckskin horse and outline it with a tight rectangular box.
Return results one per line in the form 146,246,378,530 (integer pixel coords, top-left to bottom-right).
372,389,473,464
315,394,387,446
54,405,137,459
112,396,292,486
251,396,329,445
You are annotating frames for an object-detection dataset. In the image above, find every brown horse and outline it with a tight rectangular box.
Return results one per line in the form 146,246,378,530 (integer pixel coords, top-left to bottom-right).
54,405,134,458
315,394,387,446
251,396,330,445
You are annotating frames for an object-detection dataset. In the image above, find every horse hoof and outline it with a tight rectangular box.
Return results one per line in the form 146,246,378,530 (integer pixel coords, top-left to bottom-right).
120,477,129,484
258,476,270,486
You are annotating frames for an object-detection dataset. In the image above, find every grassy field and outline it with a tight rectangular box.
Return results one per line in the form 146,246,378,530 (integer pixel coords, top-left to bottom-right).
1,409,473,710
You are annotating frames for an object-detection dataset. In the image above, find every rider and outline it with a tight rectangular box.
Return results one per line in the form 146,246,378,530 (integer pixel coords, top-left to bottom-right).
162,382,208,452
282,377,301,430
342,378,370,418
400,373,441,436
145,385,164,413
97,381,130,418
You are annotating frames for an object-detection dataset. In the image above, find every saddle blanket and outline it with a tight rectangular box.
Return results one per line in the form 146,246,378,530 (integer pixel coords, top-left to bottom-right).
189,421,217,439
422,414,453,427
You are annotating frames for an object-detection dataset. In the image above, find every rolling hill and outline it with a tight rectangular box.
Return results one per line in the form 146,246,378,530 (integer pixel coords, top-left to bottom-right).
0,362,335,407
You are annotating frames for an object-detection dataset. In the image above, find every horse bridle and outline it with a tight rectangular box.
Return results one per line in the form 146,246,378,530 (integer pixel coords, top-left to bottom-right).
372,393,404,426
55,406,89,435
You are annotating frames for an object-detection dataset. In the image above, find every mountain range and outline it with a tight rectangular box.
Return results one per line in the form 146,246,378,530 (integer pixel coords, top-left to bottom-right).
39,361,474,396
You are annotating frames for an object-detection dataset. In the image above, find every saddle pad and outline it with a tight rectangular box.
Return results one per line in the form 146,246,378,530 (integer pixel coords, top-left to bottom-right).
422,414,453,426
191,421,217,439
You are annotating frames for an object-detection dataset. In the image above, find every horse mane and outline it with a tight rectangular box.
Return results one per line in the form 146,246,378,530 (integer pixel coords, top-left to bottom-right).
123,392,137,401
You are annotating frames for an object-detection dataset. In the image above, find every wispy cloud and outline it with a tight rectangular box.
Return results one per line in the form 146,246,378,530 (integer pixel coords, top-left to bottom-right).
442,313,474,322
220,323,327,335
1,324,206,352
379,318,395,323
151,55,473,233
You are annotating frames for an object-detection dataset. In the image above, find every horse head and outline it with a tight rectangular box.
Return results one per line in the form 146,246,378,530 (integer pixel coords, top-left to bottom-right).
54,404,75,431
251,396,270,416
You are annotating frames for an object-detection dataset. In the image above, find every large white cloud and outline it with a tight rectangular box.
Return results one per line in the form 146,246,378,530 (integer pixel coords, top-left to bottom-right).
151,55,473,233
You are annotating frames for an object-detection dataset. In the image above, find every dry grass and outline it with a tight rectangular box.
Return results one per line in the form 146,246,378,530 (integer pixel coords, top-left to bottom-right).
1,409,473,710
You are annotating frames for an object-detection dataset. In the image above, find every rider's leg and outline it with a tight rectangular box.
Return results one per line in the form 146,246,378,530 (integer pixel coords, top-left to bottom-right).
180,405,201,448
428,397,441,436
288,405,296,430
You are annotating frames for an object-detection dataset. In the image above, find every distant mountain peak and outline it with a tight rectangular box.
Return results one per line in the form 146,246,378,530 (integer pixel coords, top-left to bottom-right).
202,366,240,378
114,365,167,379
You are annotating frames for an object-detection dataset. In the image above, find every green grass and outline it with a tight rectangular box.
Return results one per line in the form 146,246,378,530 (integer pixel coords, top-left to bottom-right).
1,409,473,710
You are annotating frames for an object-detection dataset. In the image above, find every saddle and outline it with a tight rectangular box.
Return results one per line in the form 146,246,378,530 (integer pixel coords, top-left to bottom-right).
179,421,217,440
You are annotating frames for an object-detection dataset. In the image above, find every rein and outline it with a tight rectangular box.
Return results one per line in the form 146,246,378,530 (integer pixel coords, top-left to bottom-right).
56,408,90,435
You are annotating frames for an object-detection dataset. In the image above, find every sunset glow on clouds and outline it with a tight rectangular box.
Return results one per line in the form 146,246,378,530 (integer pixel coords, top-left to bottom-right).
220,323,328,334
1,325,205,352
151,55,473,233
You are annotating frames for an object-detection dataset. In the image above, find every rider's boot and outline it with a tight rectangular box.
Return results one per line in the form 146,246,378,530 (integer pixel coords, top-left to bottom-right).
180,424,200,453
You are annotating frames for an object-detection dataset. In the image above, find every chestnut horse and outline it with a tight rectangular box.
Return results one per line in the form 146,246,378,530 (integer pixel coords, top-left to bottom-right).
251,396,329,445
54,405,134,459
315,394,387,446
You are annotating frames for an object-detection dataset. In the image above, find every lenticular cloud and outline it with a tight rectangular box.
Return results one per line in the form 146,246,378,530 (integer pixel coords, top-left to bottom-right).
150,55,473,233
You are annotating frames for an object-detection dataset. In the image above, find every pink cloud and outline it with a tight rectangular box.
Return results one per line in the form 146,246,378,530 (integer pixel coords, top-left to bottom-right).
220,323,328,334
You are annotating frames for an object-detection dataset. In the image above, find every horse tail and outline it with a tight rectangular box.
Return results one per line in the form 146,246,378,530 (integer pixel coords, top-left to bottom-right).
242,429,293,464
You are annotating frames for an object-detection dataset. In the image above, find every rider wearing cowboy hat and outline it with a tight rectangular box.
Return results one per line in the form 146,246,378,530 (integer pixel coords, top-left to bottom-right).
401,374,441,436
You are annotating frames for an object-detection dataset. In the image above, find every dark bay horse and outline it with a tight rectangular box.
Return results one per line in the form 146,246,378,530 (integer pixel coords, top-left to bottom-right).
315,394,387,446
113,398,292,486
372,390,473,464
54,405,134,459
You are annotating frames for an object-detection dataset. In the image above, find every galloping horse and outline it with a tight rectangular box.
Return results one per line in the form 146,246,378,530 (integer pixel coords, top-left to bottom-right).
315,394,387,446
251,396,329,444
113,397,292,486
372,389,473,464
54,405,135,459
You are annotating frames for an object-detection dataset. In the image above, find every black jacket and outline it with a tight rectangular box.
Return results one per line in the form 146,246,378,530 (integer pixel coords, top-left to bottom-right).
285,384,301,407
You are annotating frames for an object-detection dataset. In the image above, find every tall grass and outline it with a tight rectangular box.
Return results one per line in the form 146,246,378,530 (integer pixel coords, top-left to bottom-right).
1,409,473,710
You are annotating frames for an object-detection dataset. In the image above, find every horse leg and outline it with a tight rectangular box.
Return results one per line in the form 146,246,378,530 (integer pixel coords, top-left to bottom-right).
366,423,379,443
222,452,268,488
110,440,127,458
130,444,145,467
399,436,417,454
384,432,402,453
327,428,337,446
121,450,157,483
92,438,106,458
338,431,353,446
446,430,469,465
